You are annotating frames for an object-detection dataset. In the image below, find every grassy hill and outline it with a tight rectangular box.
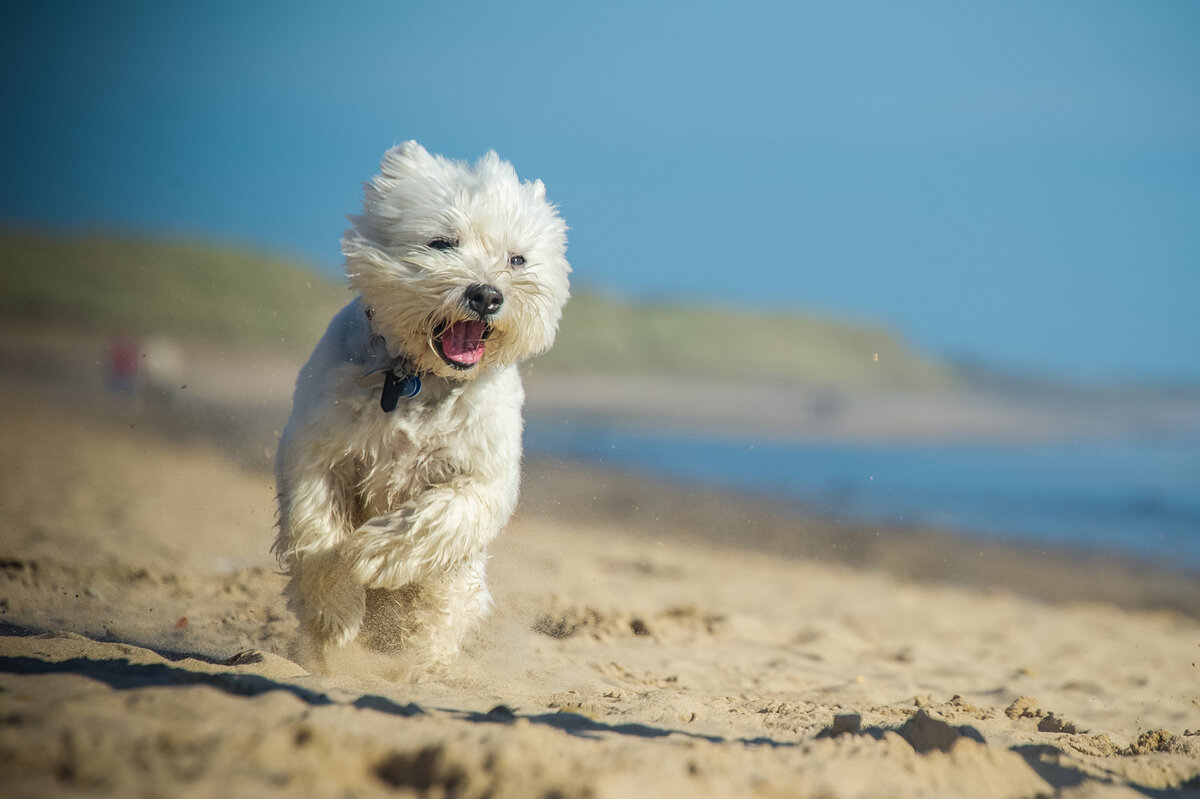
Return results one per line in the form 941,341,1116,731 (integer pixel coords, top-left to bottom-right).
0,231,952,389
0,230,350,352
535,290,952,389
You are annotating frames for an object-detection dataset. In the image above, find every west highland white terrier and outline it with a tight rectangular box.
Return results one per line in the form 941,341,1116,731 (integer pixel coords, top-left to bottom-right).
273,141,570,672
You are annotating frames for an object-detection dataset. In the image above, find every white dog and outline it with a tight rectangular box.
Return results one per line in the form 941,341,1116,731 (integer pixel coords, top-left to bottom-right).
273,141,570,672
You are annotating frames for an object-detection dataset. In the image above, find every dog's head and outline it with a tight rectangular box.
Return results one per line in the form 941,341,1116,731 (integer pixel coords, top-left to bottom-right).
342,141,571,380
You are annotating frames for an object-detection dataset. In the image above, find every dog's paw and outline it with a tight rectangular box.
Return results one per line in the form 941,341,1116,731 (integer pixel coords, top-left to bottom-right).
330,578,368,646
311,599,365,649
297,566,366,648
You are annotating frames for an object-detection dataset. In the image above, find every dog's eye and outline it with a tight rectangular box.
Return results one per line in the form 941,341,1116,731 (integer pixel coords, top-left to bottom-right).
508,254,527,269
428,238,457,251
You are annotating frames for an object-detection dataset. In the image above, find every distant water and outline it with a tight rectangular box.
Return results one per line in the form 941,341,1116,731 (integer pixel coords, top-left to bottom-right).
525,416,1200,570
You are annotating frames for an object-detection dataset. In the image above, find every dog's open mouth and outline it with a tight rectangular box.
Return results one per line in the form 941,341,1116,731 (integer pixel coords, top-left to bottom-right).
434,320,491,369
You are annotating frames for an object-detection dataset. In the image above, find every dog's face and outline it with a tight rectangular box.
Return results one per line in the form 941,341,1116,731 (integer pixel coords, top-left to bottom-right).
342,141,571,380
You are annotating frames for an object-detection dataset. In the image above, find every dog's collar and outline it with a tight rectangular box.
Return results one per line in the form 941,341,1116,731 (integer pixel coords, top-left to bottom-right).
356,363,421,411
357,305,423,412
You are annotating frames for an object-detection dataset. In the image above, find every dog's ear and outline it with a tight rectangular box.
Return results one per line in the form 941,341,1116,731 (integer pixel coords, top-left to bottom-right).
530,179,547,202
380,141,437,178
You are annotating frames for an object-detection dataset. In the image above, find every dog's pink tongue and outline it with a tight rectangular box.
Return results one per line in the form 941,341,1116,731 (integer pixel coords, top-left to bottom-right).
441,320,487,365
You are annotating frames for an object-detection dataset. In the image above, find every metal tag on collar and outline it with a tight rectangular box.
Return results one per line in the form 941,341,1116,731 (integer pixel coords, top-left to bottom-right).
380,370,421,412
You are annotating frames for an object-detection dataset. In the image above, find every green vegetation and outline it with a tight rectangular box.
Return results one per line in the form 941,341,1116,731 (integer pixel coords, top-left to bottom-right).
0,231,952,388
0,230,349,352
536,290,953,389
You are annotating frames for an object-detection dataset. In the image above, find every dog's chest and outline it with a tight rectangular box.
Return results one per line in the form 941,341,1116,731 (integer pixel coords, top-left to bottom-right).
348,386,475,518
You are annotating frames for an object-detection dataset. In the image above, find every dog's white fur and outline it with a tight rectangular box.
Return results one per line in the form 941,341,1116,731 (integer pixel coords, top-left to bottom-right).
273,142,570,671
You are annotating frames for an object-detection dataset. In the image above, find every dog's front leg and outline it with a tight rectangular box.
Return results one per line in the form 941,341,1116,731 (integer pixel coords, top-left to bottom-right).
341,478,512,591
275,452,366,655
287,548,365,651
341,482,507,667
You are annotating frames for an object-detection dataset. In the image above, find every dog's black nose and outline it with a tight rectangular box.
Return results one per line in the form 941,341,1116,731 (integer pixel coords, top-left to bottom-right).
466,283,504,317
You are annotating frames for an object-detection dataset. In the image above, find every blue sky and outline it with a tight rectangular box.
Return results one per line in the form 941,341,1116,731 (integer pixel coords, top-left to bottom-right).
2,1,1198,382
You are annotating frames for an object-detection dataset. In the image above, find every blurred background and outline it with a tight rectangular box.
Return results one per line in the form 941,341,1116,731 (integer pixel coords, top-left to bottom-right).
1,1,1198,577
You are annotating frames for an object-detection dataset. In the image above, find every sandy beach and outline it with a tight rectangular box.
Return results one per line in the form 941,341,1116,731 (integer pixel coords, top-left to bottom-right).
1,330,1198,798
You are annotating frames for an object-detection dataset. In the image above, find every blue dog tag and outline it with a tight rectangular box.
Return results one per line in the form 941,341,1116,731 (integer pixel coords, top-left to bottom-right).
380,371,421,411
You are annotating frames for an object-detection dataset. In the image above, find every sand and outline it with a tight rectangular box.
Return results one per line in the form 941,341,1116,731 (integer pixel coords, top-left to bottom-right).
1,331,1199,798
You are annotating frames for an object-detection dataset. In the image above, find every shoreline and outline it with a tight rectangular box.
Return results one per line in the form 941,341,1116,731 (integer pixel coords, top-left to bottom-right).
519,455,1200,621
